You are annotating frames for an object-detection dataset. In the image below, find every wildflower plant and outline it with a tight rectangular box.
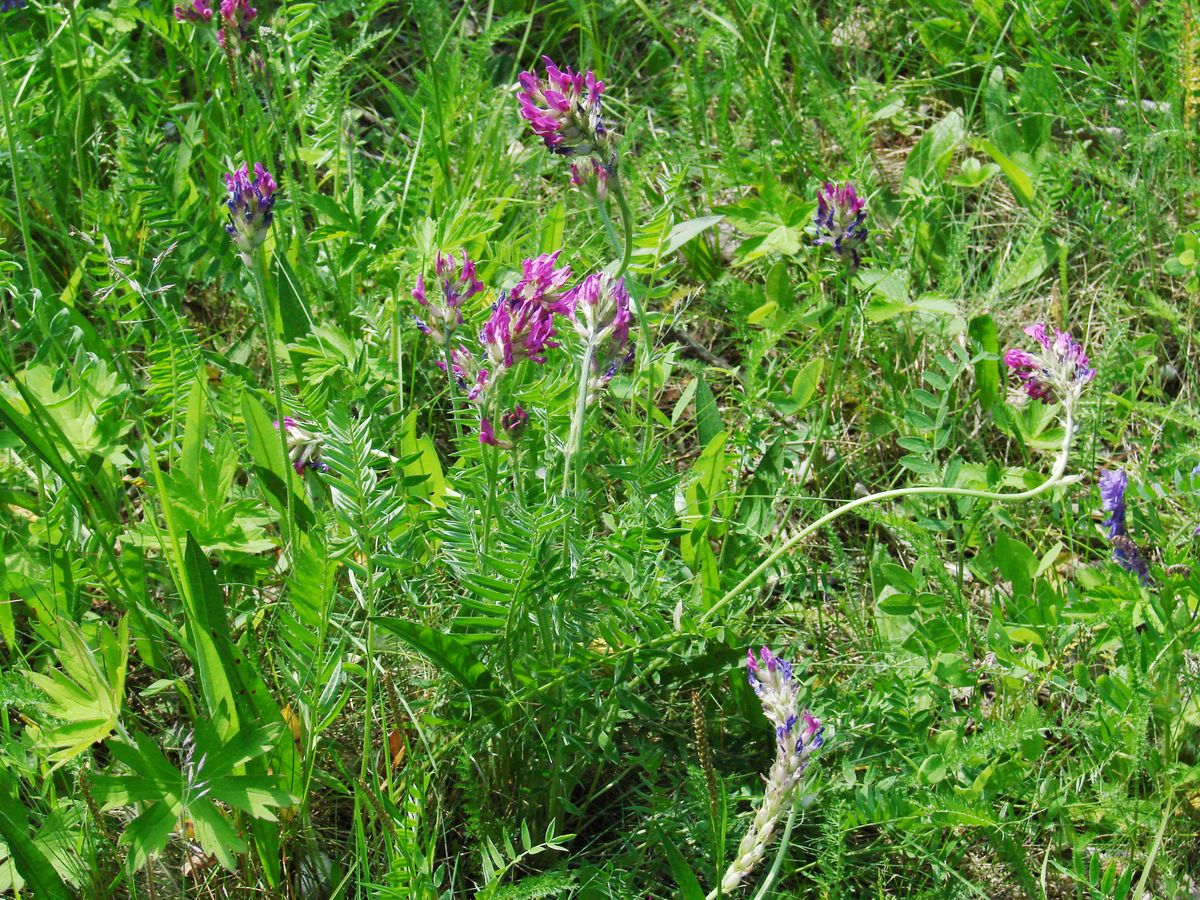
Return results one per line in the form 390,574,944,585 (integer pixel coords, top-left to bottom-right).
812,181,868,268
712,648,824,897
1,0,25,12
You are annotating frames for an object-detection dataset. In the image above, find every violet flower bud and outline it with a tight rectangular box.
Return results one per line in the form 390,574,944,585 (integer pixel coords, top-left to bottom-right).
224,162,277,261
437,345,489,404
501,405,529,440
1,0,25,11
570,159,610,202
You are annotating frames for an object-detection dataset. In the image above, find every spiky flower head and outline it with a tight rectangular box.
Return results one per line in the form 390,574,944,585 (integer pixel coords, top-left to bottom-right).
224,162,276,261
564,272,634,395
570,158,610,202
1003,323,1095,405
174,0,212,22
510,251,574,312
813,181,868,267
414,250,484,343
722,648,824,894
274,417,329,475
480,290,558,371
517,56,609,158
217,0,255,48
438,345,489,403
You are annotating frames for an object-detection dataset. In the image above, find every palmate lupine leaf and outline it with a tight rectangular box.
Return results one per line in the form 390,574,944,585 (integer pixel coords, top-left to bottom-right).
25,617,128,765
92,722,294,872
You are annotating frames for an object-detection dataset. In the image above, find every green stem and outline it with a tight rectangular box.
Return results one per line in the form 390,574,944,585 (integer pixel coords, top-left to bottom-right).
66,0,89,202
561,340,596,500
0,51,40,298
250,252,295,550
807,295,851,489
701,406,1076,628
610,170,635,279
443,329,463,442
513,406,1081,707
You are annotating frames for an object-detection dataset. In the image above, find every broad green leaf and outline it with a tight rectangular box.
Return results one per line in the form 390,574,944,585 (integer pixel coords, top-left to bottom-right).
968,314,1000,409
661,214,724,255
979,139,1035,205
25,617,128,764
694,375,723,450
657,828,706,900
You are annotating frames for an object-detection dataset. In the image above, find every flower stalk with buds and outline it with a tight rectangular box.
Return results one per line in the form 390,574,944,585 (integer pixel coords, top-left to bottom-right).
708,648,824,898
225,161,294,544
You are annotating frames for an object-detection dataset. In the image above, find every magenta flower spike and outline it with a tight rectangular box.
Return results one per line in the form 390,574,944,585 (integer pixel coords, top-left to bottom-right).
480,290,559,371
510,251,574,312
217,0,255,48
517,56,608,158
1003,323,1095,404
174,0,212,22
414,250,484,343
813,181,868,267
224,162,276,261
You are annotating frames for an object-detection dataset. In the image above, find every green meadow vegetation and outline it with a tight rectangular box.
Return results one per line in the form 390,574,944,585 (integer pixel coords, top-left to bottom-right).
2,0,1200,896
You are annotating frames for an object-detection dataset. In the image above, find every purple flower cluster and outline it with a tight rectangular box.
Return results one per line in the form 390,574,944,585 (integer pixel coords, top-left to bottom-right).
813,181,868,267
414,248,635,446
414,250,484,343
565,272,634,393
1,0,25,11
217,0,255,48
274,417,329,475
1098,468,1150,584
174,0,212,22
1003,323,1095,404
481,290,560,369
517,56,617,199
224,162,277,259
570,159,609,202
517,56,607,158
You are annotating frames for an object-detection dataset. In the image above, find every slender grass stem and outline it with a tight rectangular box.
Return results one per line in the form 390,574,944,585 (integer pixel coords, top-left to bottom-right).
0,51,40,299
